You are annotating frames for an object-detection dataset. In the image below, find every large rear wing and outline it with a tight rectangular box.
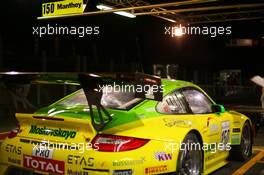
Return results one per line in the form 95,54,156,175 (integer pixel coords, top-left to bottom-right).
78,72,163,131
0,72,163,131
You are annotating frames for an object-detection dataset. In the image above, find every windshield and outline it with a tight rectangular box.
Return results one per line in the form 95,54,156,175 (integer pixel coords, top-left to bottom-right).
58,87,143,110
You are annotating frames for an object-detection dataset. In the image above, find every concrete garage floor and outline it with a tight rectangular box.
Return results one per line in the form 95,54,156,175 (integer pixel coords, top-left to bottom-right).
0,124,263,175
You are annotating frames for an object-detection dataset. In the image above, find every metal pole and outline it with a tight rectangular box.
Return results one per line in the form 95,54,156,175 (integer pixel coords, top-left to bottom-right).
188,16,264,24
183,9,264,19
152,14,177,23
134,3,264,16
0,32,3,69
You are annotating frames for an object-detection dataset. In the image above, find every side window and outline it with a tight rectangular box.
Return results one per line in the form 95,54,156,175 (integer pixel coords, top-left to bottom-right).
182,88,213,114
157,91,187,114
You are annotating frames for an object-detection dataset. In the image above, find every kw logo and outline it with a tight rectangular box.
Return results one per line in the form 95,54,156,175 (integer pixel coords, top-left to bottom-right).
154,152,172,161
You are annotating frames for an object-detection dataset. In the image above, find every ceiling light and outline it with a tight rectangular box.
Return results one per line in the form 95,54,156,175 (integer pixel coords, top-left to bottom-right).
96,4,136,18
97,4,112,10
114,11,136,18
166,18,176,23
174,27,184,37
83,4,86,12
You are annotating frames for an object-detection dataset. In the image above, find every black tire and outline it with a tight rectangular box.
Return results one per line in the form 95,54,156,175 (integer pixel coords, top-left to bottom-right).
175,133,203,175
229,121,252,161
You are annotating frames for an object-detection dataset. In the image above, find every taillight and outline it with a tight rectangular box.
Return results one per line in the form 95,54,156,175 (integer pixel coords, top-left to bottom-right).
91,134,149,152
8,125,20,139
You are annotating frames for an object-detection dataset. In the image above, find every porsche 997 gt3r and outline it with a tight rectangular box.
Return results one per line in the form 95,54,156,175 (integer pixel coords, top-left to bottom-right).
0,73,253,175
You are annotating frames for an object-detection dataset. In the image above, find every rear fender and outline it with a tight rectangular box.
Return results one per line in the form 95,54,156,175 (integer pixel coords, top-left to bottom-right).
229,111,252,145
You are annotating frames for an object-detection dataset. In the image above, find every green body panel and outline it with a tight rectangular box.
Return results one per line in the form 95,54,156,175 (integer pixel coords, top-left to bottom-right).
35,79,200,130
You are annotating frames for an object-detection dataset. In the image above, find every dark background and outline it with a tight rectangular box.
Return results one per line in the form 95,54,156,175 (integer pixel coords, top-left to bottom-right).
0,0,264,104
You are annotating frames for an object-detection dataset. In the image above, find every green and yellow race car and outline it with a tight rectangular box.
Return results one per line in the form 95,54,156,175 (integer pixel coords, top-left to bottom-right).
0,73,253,175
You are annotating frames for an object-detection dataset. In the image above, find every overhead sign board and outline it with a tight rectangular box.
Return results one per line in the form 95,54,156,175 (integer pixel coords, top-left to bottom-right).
42,0,83,17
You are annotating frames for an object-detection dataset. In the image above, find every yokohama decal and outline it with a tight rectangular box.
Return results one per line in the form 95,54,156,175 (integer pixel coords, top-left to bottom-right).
23,155,64,174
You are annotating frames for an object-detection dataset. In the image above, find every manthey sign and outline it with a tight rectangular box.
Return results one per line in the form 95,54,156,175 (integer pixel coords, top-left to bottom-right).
42,0,83,17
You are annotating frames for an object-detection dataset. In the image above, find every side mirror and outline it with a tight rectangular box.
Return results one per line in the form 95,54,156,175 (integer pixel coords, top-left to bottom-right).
211,104,225,113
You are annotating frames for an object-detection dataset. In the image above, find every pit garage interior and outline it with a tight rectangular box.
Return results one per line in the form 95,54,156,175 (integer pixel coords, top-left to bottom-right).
0,0,264,175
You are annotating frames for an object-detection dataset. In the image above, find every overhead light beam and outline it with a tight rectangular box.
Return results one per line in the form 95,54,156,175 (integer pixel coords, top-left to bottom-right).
96,4,136,18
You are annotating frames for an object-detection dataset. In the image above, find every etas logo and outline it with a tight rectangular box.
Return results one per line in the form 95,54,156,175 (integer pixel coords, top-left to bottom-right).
29,125,76,140
23,155,64,174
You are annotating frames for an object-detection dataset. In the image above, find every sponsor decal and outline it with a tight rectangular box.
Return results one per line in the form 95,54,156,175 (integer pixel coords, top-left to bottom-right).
145,165,167,174
207,117,219,133
23,155,64,175
154,152,172,161
113,157,145,166
163,118,191,128
31,140,79,150
32,146,53,159
113,169,133,175
67,169,88,175
145,108,155,112
67,155,94,167
232,128,241,133
29,125,76,140
8,157,21,165
209,124,219,133
231,134,240,144
42,0,83,17
203,142,231,153
220,121,230,150
5,144,21,155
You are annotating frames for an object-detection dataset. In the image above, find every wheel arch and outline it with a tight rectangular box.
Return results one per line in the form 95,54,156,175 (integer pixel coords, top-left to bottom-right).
187,129,205,172
175,129,205,174
239,119,254,144
244,119,254,145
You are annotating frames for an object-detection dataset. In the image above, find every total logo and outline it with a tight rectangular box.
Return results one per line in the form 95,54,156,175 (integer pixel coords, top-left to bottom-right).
154,152,172,161
23,155,64,174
